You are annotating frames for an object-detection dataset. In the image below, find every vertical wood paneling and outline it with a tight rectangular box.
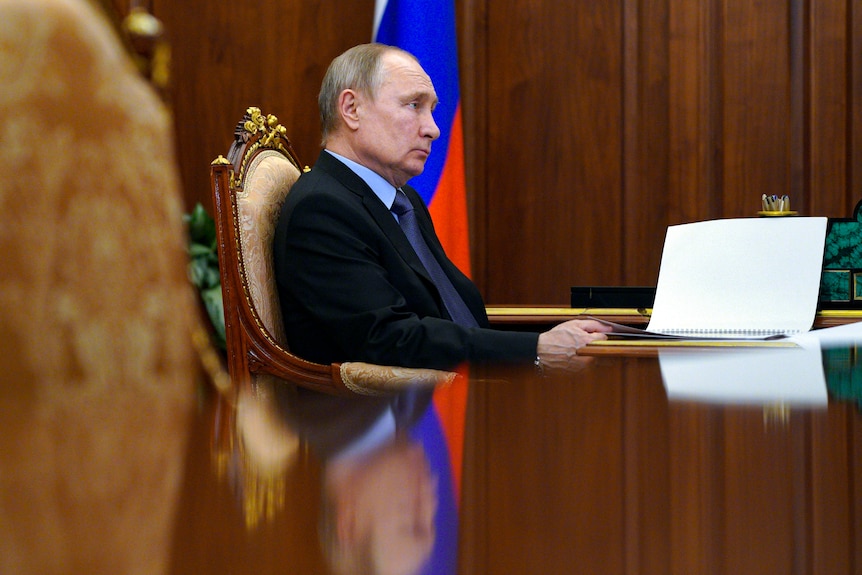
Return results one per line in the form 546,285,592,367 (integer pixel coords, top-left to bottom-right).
790,0,807,208
722,0,792,216
153,0,375,215
459,0,489,292
668,0,722,224
809,0,850,215
622,0,670,285
852,0,862,207
481,1,624,305
156,0,861,307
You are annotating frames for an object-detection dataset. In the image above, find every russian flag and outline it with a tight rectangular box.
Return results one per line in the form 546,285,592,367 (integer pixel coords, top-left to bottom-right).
373,0,471,278
375,2,468,573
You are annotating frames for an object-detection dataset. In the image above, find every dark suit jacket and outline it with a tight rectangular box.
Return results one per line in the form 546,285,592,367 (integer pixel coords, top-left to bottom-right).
273,150,538,370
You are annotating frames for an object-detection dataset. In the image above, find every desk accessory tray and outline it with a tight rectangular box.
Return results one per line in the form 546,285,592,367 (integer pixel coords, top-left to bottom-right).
571,286,656,309
820,198,862,309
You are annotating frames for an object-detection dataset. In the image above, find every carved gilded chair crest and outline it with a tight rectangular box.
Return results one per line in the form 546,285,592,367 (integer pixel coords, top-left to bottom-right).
227,107,300,190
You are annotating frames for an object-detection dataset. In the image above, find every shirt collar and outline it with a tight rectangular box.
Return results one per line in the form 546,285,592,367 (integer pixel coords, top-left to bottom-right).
325,149,397,210
330,409,396,462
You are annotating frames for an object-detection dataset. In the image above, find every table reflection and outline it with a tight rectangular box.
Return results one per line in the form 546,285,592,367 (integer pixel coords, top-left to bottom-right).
817,324,862,410
203,378,458,575
463,345,860,574
658,326,862,410
658,342,829,406
824,345,862,408
166,335,861,575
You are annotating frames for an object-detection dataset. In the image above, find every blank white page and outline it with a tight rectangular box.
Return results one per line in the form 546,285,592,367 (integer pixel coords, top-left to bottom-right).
646,217,828,338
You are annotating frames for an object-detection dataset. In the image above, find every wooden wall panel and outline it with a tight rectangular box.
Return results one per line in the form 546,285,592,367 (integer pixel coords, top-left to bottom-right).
808,0,851,215
852,1,862,203
721,1,792,217
668,0,723,224
476,1,625,304
152,0,375,215
622,0,670,286
146,0,862,305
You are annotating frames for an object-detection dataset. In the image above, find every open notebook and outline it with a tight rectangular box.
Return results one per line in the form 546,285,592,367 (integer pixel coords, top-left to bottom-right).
599,216,828,340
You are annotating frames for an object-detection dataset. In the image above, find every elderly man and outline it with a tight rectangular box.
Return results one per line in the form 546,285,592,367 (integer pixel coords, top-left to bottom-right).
274,43,609,372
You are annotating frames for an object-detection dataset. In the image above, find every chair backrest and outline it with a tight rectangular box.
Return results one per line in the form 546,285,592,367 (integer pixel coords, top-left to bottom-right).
211,107,458,396
212,107,331,392
234,146,299,347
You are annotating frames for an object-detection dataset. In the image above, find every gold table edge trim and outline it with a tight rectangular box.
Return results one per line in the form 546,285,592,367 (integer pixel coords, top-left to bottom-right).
486,307,651,316
486,307,862,318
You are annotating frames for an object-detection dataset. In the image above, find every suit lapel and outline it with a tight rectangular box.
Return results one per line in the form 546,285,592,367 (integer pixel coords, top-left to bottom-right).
314,152,434,284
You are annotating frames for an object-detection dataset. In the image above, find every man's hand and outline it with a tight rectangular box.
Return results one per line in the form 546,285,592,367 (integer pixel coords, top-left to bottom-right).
536,319,612,372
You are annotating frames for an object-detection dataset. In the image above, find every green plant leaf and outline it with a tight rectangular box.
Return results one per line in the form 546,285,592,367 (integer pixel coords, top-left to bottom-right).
201,285,226,350
185,203,225,350
188,243,215,258
185,202,217,246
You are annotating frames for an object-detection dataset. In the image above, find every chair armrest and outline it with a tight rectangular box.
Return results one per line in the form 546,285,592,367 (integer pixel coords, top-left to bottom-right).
339,363,459,396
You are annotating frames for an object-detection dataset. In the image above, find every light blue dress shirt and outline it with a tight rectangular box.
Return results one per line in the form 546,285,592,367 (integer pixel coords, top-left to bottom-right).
325,149,397,212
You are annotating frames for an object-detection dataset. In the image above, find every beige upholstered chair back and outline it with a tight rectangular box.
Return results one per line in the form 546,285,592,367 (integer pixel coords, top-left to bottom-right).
235,150,300,347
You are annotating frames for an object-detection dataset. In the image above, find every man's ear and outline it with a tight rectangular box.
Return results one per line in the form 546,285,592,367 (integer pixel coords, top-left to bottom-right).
339,89,361,130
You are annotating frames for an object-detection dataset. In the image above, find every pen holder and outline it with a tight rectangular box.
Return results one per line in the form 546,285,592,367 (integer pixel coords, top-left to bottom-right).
758,194,797,216
820,198,862,308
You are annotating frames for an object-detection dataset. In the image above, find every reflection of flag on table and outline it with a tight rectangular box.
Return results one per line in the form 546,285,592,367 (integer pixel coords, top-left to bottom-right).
375,2,467,573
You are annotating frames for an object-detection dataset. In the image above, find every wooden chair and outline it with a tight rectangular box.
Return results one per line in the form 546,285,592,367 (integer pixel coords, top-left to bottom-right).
210,107,457,396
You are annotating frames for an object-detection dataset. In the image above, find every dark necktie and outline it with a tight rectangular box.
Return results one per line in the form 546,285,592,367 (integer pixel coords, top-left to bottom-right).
391,190,478,328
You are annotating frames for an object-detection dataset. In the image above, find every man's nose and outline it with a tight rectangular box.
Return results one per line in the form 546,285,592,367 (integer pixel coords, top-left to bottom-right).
424,114,440,140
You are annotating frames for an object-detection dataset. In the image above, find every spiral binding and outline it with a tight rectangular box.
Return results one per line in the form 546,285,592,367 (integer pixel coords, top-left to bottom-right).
657,328,800,338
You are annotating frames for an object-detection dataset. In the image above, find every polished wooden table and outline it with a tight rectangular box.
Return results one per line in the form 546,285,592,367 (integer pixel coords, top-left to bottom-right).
6,303,858,574
165,339,862,574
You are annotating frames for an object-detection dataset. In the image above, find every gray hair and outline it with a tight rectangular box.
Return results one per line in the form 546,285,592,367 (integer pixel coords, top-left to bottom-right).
318,43,417,146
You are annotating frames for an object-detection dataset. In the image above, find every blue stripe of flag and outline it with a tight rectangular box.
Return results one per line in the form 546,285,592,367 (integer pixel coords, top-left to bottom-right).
374,0,460,206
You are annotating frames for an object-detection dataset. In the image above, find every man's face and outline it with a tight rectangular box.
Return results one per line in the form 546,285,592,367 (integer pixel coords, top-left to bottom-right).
352,52,440,188
352,440,438,575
